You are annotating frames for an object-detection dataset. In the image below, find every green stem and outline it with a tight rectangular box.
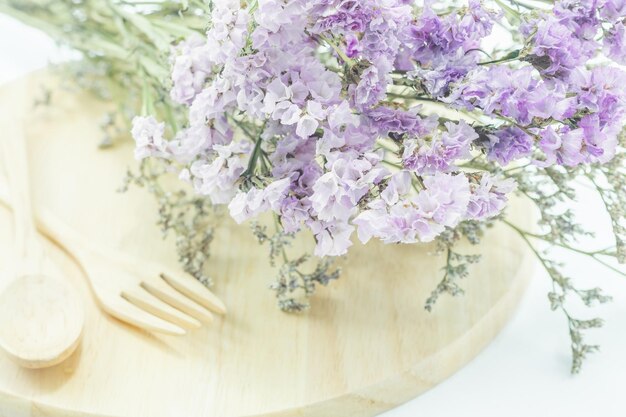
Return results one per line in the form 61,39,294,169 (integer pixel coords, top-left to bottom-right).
386,92,439,102
318,34,355,67
242,123,266,177
504,220,626,278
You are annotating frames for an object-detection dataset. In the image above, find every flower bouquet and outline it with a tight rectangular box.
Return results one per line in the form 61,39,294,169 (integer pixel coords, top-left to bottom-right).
2,0,625,373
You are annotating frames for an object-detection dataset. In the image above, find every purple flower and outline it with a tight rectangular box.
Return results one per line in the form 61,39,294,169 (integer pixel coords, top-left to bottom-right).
402,120,478,174
169,33,222,105
417,173,471,228
403,1,496,96
536,126,585,167
188,141,251,204
354,201,443,244
486,127,533,165
228,177,292,223
131,116,167,160
524,10,598,77
310,152,388,222
600,0,626,22
354,172,470,244
604,22,626,64
579,113,618,163
466,174,516,220
350,58,393,110
366,105,438,138
310,220,354,257
279,196,312,233
345,33,361,58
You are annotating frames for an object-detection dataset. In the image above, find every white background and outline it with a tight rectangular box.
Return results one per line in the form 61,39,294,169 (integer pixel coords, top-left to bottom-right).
1,13,625,417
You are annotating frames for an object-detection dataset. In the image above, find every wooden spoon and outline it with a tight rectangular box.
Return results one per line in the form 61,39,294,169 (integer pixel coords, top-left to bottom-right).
0,97,84,369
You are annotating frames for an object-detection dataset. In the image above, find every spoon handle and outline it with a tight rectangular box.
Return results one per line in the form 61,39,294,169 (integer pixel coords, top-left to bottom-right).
0,82,42,274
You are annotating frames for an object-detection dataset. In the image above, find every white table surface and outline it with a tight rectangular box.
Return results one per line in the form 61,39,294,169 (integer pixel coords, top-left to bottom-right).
1,13,625,417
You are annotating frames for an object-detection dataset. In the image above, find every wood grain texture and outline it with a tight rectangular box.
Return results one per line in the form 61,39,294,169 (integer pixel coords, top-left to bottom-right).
0,71,536,417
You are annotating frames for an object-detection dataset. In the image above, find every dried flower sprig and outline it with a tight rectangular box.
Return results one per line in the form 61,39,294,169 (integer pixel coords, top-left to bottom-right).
120,159,219,286
423,218,495,311
251,219,340,311
506,219,614,373
588,151,626,264
424,247,482,313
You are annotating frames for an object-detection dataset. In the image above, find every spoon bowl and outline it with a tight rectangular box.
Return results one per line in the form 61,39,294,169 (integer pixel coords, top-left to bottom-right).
0,274,83,368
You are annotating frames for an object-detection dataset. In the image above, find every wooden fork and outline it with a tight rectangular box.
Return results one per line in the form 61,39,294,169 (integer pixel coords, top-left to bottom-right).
0,182,226,336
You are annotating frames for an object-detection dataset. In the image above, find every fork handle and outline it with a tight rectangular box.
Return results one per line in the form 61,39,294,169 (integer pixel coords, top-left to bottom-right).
0,83,42,274
0,173,138,277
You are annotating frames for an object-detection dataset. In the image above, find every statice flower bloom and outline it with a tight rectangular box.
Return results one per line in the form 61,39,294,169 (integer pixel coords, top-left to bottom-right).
486,127,533,165
466,174,517,220
229,177,292,223
524,15,596,77
402,120,478,174
169,35,213,105
351,58,393,110
312,0,412,63
404,0,496,96
522,0,609,78
310,220,355,257
354,200,445,244
311,0,412,110
187,141,251,204
553,0,601,38
131,116,168,160
447,65,575,124
354,172,470,244
205,0,250,64
366,106,438,139
537,126,585,167
604,22,626,64
417,173,471,227
600,0,626,22
310,151,388,223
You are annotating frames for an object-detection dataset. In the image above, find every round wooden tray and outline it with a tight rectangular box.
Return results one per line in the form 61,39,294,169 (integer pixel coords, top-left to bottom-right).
0,72,535,417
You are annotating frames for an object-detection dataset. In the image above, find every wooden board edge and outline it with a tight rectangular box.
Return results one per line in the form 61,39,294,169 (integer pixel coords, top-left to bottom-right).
258,241,536,417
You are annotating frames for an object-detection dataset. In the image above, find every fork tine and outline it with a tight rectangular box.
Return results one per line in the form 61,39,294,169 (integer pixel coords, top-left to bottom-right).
160,270,227,315
105,297,186,336
121,288,202,330
140,279,215,324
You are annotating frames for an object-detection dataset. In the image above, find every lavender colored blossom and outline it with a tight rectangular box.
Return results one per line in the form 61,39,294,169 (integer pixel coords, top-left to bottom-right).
404,0,496,96
131,116,167,160
366,106,438,139
537,126,585,167
354,172,470,244
311,220,354,257
466,174,516,220
310,151,388,224
600,0,626,22
486,127,533,165
188,141,251,204
229,177,292,223
351,58,393,111
402,120,478,174
132,0,626,259
604,22,626,65
170,35,213,105
524,15,595,77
